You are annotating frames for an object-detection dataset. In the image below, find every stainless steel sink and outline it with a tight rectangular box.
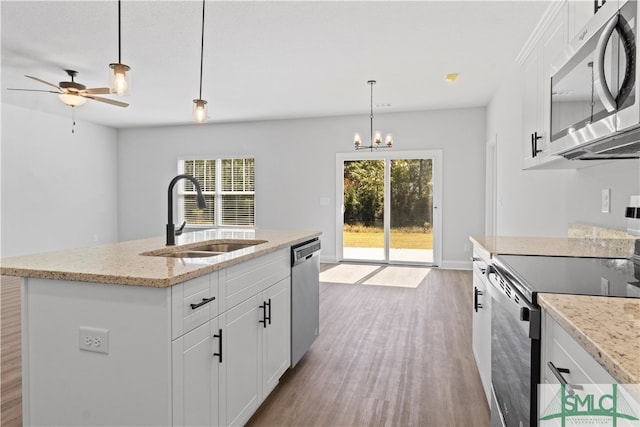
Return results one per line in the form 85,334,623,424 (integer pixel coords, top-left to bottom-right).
188,241,266,253
162,250,222,258
141,239,267,259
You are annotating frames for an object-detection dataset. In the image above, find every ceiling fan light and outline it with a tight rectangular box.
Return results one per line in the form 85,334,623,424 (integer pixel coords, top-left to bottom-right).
109,63,130,96
193,99,208,123
59,93,87,107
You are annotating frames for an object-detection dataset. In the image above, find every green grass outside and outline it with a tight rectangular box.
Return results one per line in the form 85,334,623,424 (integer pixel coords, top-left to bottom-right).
343,225,433,249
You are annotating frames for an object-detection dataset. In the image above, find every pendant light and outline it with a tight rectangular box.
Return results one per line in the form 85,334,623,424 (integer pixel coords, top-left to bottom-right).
109,0,131,96
193,0,208,123
354,80,393,151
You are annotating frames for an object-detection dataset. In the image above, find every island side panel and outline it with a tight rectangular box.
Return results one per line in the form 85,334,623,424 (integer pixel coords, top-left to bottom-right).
22,278,172,426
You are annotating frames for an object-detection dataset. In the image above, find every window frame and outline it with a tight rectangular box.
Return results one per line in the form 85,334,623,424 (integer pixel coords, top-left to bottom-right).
177,156,256,229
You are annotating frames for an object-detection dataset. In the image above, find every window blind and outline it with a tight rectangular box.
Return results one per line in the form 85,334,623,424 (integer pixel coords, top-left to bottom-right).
179,158,255,227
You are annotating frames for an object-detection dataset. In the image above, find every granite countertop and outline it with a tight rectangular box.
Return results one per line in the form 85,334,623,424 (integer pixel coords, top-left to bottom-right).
0,229,321,288
470,235,636,259
538,293,640,399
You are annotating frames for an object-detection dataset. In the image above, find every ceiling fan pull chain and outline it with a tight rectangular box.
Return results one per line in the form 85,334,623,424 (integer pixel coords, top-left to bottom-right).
71,106,76,134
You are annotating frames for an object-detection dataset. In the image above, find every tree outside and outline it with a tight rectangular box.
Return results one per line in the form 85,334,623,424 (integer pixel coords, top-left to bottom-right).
343,159,433,251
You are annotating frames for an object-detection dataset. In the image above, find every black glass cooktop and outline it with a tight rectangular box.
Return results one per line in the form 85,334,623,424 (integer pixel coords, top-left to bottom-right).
492,254,640,304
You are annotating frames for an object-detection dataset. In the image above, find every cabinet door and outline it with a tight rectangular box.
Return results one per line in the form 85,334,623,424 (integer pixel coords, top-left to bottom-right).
172,317,219,427
219,295,262,427
540,6,567,157
472,270,491,405
262,277,291,395
522,44,542,169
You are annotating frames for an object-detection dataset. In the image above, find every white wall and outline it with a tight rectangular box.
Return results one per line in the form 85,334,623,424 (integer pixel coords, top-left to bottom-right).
1,104,119,257
487,62,570,237
565,159,640,230
118,108,486,267
487,63,640,236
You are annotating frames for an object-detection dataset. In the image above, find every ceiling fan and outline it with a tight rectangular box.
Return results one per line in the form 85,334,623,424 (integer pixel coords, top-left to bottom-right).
7,69,128,108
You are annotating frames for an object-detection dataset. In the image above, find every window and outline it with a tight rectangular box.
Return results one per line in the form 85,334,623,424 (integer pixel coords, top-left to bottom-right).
178,158,255,227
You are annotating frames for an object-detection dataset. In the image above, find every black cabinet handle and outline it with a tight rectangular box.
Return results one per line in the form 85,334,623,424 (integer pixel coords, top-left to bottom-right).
213,329,222,363
547,362,583,395
531,132,543,158
259,302,268,328
190,296,216,310
259,299,272,327
474,287,483,312
266,298,272,325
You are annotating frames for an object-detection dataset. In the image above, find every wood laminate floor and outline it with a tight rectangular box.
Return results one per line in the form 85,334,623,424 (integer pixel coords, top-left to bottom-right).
247,266,489,427
1,267,489,427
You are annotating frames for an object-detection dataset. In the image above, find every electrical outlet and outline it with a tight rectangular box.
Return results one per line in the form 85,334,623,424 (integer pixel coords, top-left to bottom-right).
601,277,610,296
602,189,610,213
79,327,109,354
463,243,471,252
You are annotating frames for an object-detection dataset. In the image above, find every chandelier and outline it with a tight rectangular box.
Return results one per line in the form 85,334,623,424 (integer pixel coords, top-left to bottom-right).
354,80,393,151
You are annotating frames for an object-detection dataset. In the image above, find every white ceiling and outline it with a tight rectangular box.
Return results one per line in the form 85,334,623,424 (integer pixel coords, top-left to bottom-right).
1,1,549,129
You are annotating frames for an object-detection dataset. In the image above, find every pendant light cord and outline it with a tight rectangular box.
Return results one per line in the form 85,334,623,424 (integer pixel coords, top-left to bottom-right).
117,0,122,63
199,0,206,99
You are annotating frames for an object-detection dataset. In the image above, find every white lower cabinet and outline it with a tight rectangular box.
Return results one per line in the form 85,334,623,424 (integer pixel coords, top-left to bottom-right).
21,248,293,426
172,317,220,427
219,278,291,427
173,249,291,427
262,278,291,396
471,247,491,405
220,294,262,426
540,310,639,421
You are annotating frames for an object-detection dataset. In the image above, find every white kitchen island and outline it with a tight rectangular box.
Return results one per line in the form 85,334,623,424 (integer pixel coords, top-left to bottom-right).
0,229,321,426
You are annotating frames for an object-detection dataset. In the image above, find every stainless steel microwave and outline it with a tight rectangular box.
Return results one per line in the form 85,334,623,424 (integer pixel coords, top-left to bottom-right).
550,0,640,160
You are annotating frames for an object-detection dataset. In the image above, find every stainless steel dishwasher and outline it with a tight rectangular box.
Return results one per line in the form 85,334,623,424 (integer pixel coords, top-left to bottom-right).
291,238,321,367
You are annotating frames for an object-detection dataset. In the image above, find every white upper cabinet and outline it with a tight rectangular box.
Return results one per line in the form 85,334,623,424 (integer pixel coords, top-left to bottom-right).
522,3,568,169
521,1,607,170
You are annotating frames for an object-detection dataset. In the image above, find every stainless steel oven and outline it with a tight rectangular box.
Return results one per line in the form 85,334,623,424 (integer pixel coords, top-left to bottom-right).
487,265,541,427
486,253,639,427
550,0,639,159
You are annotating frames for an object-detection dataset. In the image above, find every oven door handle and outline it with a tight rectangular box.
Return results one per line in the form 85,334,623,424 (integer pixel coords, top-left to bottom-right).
486,265,541,340
594,13,619,113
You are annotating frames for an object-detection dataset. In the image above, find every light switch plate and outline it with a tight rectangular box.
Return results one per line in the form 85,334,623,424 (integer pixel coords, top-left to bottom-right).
602,189,610,213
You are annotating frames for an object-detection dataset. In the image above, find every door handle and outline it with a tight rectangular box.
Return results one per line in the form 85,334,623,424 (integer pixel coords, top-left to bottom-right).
266,298,272,325
474,287,483,312
259,300,271,328
213,329,222,363
190,296,216,310
594,14,619,112
547,362,583,395
531,132,542,158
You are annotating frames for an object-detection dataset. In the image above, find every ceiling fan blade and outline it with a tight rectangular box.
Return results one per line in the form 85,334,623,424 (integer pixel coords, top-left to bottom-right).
7,88,60,93
83,94,129,108
25,75,63,91
84,87,111,95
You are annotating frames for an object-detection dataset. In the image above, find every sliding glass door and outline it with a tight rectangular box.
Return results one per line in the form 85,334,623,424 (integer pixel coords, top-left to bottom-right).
337,151,441,266
389,158,433,263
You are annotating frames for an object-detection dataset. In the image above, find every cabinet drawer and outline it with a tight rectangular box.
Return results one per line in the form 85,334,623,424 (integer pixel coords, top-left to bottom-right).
543,315,615,386
220,248,290,312
172,273,219,339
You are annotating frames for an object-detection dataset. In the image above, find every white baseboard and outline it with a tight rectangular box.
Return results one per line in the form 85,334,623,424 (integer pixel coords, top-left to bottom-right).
438,260,472,270
319,255,472,270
